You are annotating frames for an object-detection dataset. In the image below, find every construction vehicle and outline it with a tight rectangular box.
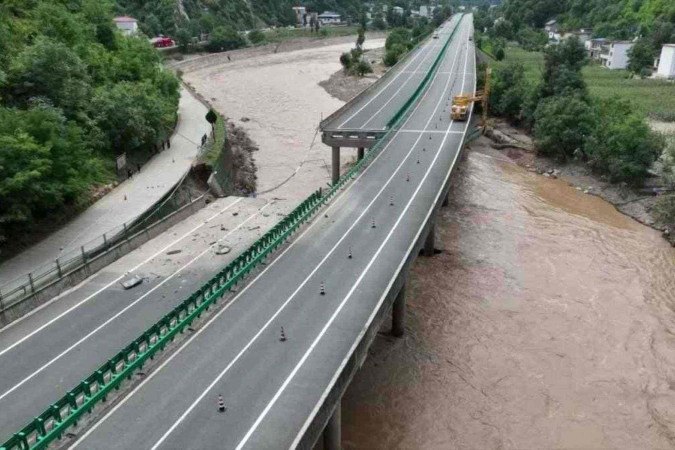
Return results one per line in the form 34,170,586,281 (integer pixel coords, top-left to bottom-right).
450,67,491,125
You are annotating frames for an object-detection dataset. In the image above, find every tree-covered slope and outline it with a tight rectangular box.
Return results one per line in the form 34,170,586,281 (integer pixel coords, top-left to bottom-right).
0,0,179,248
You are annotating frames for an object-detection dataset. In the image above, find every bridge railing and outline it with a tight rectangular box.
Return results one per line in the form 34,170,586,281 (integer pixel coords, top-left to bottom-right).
320,13,463,132
0,15,468,450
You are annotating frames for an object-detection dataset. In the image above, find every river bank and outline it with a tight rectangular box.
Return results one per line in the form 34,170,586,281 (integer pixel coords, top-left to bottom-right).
341,142,675,449
481,119,675,246
174,34,386,206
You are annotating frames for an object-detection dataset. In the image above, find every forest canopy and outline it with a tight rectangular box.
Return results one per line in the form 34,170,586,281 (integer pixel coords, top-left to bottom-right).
0,0,179,247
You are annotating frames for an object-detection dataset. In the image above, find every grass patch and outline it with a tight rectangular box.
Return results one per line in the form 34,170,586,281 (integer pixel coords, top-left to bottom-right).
262,26,359,43
497,45,675,122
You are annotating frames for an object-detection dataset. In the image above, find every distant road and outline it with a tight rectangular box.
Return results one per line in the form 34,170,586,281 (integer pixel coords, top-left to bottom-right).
72,15,475,449
321,14,463,132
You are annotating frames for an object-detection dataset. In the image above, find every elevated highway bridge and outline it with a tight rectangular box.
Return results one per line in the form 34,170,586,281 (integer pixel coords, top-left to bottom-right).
0,13,476,450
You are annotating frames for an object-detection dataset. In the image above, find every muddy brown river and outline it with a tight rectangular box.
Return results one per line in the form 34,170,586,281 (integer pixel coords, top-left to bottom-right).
341,146,675,449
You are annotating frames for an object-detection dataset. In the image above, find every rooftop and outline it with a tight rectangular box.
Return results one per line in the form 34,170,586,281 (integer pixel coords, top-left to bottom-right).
113,16,137,22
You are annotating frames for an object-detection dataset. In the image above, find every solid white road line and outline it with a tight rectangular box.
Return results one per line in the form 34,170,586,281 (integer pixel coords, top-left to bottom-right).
73,25,466,449
0,202,272,404
291,27,475,450
153,22,467,450
239,22,471,450
0,198,244,354
359,38,441,130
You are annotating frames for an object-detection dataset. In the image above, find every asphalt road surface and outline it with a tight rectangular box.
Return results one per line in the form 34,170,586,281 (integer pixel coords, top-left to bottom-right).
71,15,476,450
0,197,285,440
321,14,463,132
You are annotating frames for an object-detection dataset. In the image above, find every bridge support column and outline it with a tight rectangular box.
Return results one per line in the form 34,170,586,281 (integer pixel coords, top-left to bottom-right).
442,192,449,207
332,146,340,185
392,282,406,337
357,147,365,161
323,400,341,450
423,221,435,257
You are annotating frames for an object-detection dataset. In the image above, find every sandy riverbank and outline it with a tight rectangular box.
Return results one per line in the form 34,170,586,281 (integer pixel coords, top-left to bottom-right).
175,35,385,205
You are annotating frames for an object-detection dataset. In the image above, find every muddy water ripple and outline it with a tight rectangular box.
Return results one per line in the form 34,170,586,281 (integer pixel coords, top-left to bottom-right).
342,148,675,449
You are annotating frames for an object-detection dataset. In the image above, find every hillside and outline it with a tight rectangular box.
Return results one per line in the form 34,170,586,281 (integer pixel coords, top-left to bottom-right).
0,0,179,250
114,0,366,36
501,0,675,38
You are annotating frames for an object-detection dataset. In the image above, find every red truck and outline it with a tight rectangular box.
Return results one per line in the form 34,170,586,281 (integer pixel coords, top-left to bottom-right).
150,36,175,48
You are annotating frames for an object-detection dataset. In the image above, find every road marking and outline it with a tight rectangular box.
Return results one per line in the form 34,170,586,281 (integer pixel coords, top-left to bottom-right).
398,129,464,134
0,202,272,405
239,21,471,450
359,40,441,130
292,25,475,450
336,16,460,129
151,22,465,450
73,27,466,449
0,198,245,351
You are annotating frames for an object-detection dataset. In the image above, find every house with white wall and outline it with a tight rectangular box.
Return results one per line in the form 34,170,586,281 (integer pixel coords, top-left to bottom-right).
655,44,675,79
112,16,138,36
318,11,341,25
600,41,633,70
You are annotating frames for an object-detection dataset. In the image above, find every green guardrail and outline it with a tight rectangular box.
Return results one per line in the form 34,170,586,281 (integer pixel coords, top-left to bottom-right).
0,14,468,450
386,13,464,129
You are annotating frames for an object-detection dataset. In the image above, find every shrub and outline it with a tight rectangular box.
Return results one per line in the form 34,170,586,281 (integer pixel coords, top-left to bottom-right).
248,29,265,45
207,26,245,52
340,52,352,71
383,43,407,66
533,95,595,159
584,99,664,185
352,59,373,76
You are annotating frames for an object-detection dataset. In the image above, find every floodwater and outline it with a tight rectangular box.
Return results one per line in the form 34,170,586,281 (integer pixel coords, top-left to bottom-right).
182,39,385,202
342,146,675,449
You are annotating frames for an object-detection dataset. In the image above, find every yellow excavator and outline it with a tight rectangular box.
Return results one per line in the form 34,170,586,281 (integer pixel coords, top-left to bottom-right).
450,67,491,124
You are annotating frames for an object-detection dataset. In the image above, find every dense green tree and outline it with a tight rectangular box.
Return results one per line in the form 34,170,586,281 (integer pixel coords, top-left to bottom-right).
207,26,245,52
6,38,92,118
540,37,587,99
584,99,664,184
92,81,176,154
175,28,192,52
628,38,656,74
490,62,528,120
533,95,595,159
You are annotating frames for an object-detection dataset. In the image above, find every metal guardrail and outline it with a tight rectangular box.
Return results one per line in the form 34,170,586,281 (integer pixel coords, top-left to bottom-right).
0,16,468,450
319,14,463,132
0,143,211,318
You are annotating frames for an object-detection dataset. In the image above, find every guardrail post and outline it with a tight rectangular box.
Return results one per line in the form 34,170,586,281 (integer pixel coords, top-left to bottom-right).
81,246,87,264
331,146,340,185
56,258,62,278
0,288,4,311
28,273,35,295
103,233,108,249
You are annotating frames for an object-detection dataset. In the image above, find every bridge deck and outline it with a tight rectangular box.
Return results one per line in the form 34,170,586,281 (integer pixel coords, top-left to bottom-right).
320,14,463,138
71,16,475,450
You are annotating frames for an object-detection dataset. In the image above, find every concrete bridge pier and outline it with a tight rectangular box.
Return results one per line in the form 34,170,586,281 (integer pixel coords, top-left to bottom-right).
423,220,436,257
332,146,340,185
392,282,406,337
357,147,365,161
323,400,341,450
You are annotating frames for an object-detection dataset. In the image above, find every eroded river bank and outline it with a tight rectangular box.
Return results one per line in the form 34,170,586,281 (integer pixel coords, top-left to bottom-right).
342,142,675,449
